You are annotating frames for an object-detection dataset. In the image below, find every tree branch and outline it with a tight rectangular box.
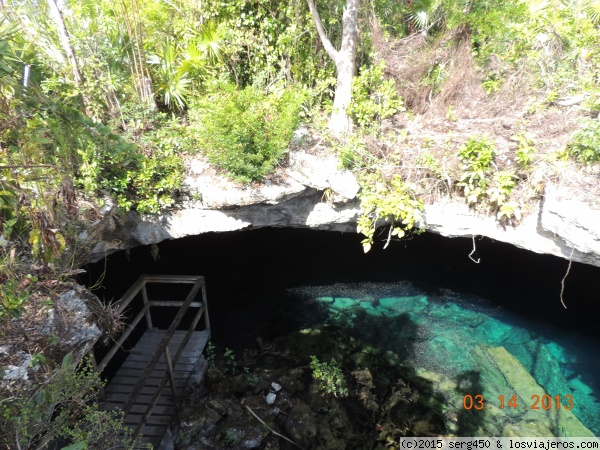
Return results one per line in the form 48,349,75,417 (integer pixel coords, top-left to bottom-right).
464,0,476,15
245,405,306,450
305,0,339,64
0,165,58,169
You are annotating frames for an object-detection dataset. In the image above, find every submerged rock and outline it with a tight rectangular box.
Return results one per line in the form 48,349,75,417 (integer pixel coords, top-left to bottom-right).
176,326,436,449
503,422,554,437
473,345,595,437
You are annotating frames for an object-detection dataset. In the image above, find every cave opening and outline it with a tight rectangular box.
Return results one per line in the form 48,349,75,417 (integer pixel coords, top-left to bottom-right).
83,228,600,340
83,228,600,439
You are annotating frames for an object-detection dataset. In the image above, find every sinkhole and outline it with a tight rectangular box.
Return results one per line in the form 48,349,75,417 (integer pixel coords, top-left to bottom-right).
84,228,600,439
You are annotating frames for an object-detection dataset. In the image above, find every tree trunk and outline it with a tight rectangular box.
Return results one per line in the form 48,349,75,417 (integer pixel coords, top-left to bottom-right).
307,0,360,136
45,0,94,116
329,49,354,135
46,0,84,88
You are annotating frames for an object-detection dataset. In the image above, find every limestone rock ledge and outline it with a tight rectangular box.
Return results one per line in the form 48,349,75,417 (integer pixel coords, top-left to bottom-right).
85,151,600,268
424,184,600,267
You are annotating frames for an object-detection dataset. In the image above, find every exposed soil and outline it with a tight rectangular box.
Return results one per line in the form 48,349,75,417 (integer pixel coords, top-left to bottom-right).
367,22,600,212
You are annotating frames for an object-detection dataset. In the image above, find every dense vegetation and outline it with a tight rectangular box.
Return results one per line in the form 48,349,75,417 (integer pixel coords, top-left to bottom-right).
1,0,600,447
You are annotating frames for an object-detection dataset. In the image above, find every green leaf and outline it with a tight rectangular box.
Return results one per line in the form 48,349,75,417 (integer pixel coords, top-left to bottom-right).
62,353,74,368
60,442,86,450
33,389,46,405
0,59,14,73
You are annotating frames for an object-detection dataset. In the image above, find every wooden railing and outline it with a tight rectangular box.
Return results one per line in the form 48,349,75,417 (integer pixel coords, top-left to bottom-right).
95,275,210,440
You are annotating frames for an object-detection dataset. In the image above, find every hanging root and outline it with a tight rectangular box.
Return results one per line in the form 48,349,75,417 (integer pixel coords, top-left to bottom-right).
560,248,575,309
468,235,480,264
383,224,393,250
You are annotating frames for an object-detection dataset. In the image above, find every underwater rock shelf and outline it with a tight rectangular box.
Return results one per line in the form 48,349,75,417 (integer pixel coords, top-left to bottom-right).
304,284,600,437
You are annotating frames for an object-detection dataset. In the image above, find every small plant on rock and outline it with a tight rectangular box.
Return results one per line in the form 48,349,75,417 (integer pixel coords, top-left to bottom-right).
224,347,237,375
457,137,496,205
566,118,600,164
205,341,215,367
219,428,241,447
515,132,536,168
310,356,348,398
243,367,259,388
487,170,520,222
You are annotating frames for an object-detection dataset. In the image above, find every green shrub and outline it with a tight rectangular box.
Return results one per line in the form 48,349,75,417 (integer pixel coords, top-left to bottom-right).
191,83,305,183
456,136,521,221
457,137,496,205
566,119,600,164
356,173,423,253
76,119,183,213
0,276,35,319
349,62,404,129
310,355,348,398
4,101,182,215
0,355,142,449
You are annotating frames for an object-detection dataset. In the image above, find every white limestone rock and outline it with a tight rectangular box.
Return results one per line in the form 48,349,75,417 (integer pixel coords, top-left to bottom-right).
424,183,600,267
41,285,102,357
83,143,600,270
287,150,360,202
539,184,600,266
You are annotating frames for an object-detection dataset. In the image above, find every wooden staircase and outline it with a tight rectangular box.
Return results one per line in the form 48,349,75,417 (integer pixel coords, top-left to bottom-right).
94,275,211,449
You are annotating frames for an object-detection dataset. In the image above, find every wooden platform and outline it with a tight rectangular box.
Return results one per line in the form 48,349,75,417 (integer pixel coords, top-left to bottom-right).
102,329,210,448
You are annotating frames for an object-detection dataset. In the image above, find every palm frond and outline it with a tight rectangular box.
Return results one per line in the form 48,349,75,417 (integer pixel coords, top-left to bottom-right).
588,0,600,23
410,0,443,31
196,20,223,62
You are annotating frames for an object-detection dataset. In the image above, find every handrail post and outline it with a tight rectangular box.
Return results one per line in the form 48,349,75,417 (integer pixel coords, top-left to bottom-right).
163,346,179,407
141,283,153,329
202,282,211,337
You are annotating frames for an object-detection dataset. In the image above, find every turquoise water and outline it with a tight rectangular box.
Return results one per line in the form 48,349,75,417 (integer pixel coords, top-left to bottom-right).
289,282,600,437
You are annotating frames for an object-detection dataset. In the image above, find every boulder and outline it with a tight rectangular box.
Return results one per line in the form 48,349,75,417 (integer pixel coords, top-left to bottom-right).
284,401,318,448
42,285,102,356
